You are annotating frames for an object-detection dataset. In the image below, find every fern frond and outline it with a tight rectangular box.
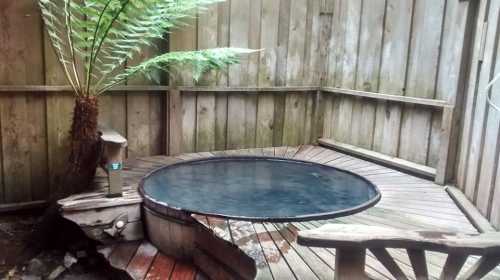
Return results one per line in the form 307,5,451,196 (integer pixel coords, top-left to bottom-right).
98,48,257,94
39,0,256,97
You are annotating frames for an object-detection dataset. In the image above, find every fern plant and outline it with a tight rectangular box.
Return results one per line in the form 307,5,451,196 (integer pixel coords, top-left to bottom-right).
38,0,253,193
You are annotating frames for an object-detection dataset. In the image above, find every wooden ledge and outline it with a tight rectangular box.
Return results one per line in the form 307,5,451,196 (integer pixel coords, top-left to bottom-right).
321,87,454,108
318,138,436,178
446,186,496,233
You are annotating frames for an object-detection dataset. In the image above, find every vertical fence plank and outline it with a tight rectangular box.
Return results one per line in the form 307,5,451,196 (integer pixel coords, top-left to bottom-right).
322,95,335,139
352,0,385,150
227,0,251,149
243,0,262,149
196,91,216,152
327,0,344,88
271,0,292,146
372,0,413,156
303,93,316,144
0,95,32,202
28,93,49,201
435,0,474,180
456,0,488,190
213,2,230,151
258,0,280,87
214,91,228,151
286,0,308,86
335,0,361,144
149,94,163,155
244,94,258,148
182,92,197,153
476,34,500,216
127,94,150,158
23,1,48,201
170,14,197,153
256,93,275,148
427,111,443,168
168,89,182,155
282,0,308,146
303,0,322,86
283,92,306,146
276,0,291,87
399,0,445,165
196,5,218,152
256,0,279,148
325,0,343,140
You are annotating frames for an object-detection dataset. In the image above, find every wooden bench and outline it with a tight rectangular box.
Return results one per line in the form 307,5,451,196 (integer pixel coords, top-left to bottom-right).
297,224,500,280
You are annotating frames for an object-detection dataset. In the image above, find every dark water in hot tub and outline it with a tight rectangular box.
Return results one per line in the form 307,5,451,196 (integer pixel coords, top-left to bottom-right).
141,157,379,221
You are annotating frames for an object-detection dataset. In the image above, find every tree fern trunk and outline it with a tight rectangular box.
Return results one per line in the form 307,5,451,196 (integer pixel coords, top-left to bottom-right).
67,96,100,194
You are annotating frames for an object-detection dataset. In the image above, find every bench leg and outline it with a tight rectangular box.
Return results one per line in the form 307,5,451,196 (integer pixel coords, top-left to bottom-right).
335,248,368,280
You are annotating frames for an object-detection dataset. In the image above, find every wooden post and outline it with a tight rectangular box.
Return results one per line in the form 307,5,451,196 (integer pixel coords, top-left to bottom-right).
104,142,125,198
168,87,182,156
334,247,368,280
100,128,127,198
435,106,454,185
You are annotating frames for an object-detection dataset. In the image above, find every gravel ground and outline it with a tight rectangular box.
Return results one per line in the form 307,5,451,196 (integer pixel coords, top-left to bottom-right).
0,210,118,280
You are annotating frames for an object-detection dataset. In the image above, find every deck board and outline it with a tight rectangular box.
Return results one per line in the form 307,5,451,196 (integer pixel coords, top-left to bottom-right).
101,241,204,280
61,146,500,279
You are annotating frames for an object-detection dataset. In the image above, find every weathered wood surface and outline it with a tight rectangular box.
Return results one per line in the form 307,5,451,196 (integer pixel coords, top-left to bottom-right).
321,0,474,172
99,128,128,197
298,224,500,255
0,0,479,206
455,0,500,230
60,146,500,279
318,138,436,178
298,224,500,280
99,240,206,280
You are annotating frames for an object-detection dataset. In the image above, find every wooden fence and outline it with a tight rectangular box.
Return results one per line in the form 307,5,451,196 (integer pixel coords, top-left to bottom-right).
0,0,487,213
456,0,500,229
320,0,475,174
178,89,319,153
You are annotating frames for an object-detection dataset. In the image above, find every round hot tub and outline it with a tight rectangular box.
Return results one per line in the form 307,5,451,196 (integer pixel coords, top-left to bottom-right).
139,156,380,260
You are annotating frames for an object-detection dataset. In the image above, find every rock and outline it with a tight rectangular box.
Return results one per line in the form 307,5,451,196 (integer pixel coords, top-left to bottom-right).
25,258,47,276
63,253,77,269
47,265,66,280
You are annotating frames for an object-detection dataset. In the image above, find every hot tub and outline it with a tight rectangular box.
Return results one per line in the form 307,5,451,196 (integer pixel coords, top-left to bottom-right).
139,156,380,259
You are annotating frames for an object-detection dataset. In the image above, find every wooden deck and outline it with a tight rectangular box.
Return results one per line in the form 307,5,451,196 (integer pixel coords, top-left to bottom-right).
59,145,500,279
99,241,207,280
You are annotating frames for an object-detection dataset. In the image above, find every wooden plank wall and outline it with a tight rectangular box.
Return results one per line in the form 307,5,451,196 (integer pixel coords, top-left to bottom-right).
456,0,500,229
322,0,474,169
0,1,165,204
0,0,482,206
171,0,327,152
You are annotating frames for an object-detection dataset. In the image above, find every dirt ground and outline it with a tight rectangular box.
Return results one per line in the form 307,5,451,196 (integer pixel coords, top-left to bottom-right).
0,210,116,280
